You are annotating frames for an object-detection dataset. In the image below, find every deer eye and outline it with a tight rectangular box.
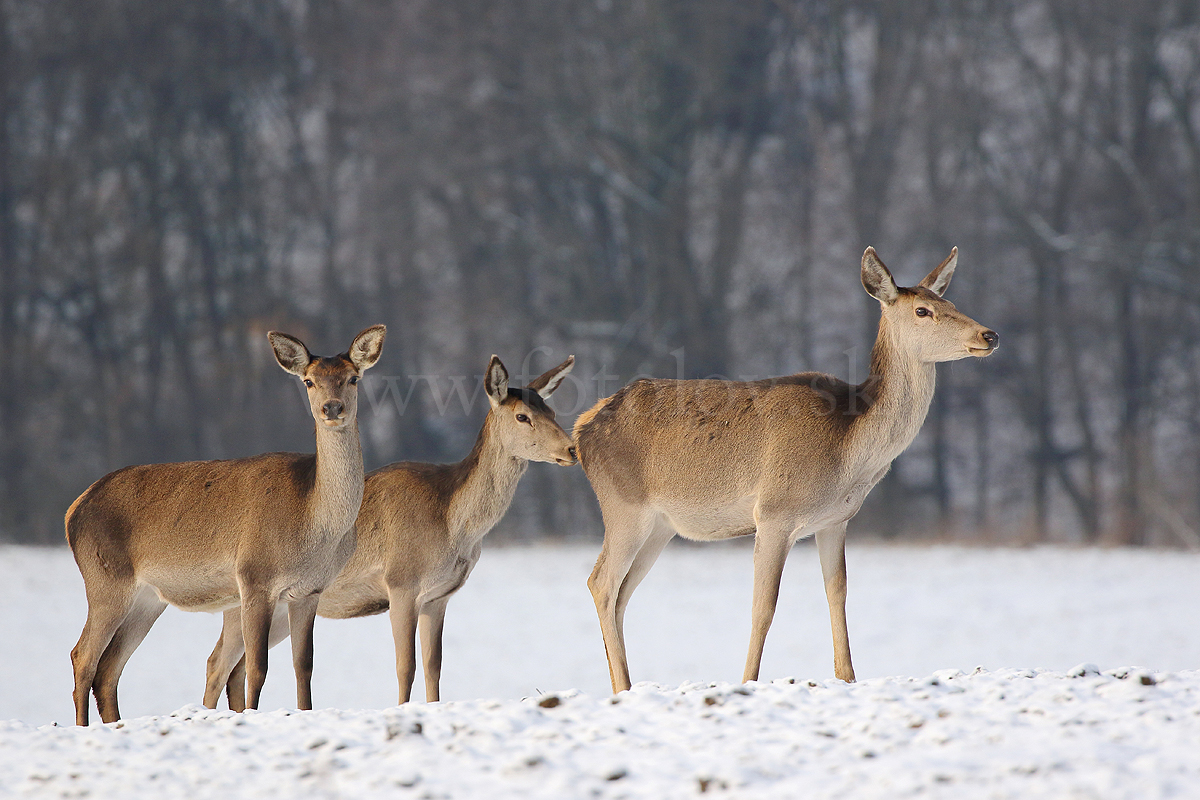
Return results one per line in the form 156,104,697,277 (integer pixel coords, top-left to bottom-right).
304,379,315,388
915,307,932,318
516,413,531,424
349,376,358,385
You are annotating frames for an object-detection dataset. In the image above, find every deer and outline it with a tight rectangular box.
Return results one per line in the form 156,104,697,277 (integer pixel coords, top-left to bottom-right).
574,247,998,693
202,354,578,708
66,325,386,725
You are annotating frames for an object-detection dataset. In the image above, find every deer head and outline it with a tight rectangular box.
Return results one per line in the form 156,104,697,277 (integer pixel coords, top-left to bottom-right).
270,325,387,429
484,355,578,465
862,247,998,363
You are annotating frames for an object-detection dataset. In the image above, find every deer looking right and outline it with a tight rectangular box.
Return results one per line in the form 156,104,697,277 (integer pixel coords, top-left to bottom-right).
204,354,578,708
575,247,998,694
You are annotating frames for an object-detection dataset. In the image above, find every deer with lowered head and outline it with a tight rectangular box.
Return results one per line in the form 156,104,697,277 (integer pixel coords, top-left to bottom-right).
204,354,578,707
66,325,386,725
574,247,998,693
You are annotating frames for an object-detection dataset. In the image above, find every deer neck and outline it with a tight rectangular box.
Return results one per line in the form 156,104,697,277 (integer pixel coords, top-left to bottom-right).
849,317,937,473
446,414,528,547
310,421,366,538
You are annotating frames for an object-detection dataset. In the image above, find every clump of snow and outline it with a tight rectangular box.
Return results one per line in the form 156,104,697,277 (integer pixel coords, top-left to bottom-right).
4,669,1200,798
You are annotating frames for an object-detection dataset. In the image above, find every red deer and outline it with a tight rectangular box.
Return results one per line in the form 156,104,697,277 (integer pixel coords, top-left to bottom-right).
204,355,577,706
66,325,386,724
575,248,997,692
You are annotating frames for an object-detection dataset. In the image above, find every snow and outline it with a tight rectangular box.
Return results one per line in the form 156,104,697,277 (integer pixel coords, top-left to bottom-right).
2,542,1199,798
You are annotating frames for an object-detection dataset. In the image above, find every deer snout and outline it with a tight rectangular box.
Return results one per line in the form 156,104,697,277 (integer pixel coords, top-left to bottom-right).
557,445,578,466
322,399,345,420
968,328,998,356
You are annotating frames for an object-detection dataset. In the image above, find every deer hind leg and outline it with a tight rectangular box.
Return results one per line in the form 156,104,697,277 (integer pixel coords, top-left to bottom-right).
92,585,167,723
816,522,855,682
71,580,138,726
418,597,450,703
287,594,321,710
587,504,659,694
743,520,796,683
614,516,674,640
387,587,420,705
205,604,288,711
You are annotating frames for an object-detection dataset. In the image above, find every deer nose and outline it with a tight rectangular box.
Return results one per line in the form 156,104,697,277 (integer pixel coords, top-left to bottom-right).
568,446,578,461
322,400,344,419
981,330,999,348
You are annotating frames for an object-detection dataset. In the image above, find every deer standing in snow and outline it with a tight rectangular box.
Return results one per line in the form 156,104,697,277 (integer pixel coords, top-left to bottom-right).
66,325,386,725
574,248,998,692
204,354,578,707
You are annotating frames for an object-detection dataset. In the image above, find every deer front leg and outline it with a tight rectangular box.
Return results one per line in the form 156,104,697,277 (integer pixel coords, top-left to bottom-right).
225,656,247,713
288,594,321,710
240,591,275,710
388,588,419,704
208,604,290,712
743,524,793,683
418,597,449,703
816,522,855,682
205,607,246,710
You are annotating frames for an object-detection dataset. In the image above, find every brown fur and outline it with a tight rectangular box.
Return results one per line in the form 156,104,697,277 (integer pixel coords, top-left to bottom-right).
66,325,385,725
577,248,998,692
204,356,578,707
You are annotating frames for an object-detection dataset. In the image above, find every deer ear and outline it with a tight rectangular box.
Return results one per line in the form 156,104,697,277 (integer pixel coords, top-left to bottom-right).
861,247,900,305
484,355,509,409
528,355,575,398
919,247,958,297
348,324,387,372
268,331,312,377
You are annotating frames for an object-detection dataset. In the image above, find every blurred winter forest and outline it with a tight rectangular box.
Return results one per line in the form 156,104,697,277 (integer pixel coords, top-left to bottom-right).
2,0,1199,546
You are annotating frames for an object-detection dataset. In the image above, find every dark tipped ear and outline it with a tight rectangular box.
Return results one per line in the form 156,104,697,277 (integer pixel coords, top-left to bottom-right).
348,325,386,372
919,247,958,297
528,355,575,398
484,355,509,409
268,331,312,377
861,247,900,305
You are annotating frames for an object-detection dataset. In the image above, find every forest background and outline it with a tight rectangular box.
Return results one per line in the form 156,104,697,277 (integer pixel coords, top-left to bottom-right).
2,0,1199,547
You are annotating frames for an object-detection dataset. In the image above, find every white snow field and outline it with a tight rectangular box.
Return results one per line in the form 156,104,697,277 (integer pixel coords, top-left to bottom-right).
1,541,1199,798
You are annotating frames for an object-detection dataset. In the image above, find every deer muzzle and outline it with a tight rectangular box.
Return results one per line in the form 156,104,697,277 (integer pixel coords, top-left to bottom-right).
322,400,345,422
968,328,999,356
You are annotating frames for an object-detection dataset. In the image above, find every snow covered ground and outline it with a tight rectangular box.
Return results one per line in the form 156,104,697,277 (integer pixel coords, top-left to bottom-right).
1,541,1199,798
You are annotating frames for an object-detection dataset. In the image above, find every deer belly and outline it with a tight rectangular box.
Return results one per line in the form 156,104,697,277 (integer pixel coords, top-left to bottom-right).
142,573,241,612
662,497,757,541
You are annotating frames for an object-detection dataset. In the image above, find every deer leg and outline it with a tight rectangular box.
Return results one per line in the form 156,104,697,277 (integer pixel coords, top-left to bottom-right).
240,591,275,710
288,594,321,711
387,588,420,704
614,518,674,637
743,525,793,683
224,656,247,712
93,586,167,723
205,608,245,710
587,505,657,693
418,597,450,703
816,522,855,682
71,584,137,726
206,604,288,711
